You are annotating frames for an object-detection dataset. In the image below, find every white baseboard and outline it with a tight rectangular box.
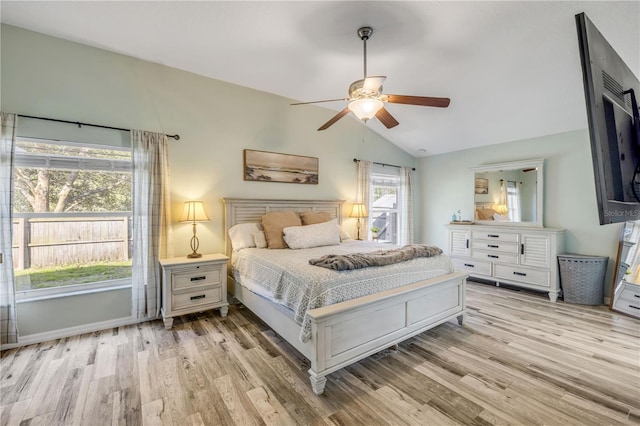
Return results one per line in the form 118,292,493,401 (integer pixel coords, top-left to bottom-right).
0,315,158,350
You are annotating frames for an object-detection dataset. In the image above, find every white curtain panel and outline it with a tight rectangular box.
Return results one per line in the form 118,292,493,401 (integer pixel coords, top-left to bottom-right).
399,166,414,246
356,160,372,238
131,130,173,320
0,113,19,344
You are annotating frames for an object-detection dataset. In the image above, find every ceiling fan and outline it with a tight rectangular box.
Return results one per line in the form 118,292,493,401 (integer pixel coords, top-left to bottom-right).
292,26,451,131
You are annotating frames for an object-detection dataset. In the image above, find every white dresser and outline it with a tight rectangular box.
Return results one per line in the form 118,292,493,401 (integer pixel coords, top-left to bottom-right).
448,224,565,301
612,281,640,317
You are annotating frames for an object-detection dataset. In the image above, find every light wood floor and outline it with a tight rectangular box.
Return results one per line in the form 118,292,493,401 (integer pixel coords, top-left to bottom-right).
1,281,639,426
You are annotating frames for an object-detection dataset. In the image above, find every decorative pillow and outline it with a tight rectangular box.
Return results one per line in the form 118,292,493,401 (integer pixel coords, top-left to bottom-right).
283,219,341,249
261,211,302,249
476,208,498,220
300,211,332,225
493,213,510,222
228,223,262,251
253,231,267,248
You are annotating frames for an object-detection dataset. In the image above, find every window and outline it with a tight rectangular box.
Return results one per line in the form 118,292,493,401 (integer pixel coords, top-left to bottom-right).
12,138,132,298
506,180,521,222
370,172,400,243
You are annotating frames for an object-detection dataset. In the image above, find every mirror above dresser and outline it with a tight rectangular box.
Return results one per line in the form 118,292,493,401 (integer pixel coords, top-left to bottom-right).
471,159,544,227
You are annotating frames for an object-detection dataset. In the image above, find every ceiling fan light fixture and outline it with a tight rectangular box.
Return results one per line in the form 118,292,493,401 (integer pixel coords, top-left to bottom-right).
348,98,384,121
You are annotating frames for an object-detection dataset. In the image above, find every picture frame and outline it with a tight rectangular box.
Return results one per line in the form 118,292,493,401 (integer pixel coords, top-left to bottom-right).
475,178,489,194
244,149,319,184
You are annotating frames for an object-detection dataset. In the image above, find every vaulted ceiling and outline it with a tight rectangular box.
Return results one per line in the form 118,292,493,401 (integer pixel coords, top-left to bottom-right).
1,1,638,156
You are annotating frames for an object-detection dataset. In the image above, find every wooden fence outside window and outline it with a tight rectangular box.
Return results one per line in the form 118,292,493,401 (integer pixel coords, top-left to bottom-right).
11,212,132,270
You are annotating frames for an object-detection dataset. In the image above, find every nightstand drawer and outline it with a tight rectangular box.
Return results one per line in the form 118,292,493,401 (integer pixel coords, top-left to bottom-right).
172,286,222,310
172,266,222,291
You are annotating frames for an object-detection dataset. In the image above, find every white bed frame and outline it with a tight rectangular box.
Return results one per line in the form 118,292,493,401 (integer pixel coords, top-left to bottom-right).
223,198,467,395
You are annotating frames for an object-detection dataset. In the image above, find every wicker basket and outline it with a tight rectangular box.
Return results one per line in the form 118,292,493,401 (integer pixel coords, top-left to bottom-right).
558,254,608,305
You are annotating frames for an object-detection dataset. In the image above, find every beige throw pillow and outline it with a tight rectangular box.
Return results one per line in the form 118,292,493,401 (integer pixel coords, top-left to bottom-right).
261,211,302,249
299,211,332,225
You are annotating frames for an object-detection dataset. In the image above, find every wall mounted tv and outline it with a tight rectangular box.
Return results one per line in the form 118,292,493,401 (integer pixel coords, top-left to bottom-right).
576,12,640,225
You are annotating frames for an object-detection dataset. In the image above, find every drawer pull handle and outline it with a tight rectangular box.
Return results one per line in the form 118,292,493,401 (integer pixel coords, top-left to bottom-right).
488,255,499,259
487,234,499,238
628,305,640,310
190,276,206,282
464,263,475,268
466,239,469,249
190,294,206,300
634,294,640,298
513,272,527,277
520,244,525,255
488,244,499,248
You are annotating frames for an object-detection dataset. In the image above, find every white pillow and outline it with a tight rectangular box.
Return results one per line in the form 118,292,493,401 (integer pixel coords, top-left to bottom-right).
339,227,352,241
228,223,262,251
493,213,510,222
253,231,267,249
283,219,341,249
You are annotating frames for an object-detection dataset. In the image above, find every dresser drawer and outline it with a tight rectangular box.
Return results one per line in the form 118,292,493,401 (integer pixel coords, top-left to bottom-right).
472,251,519,264
615,282,640,303
472,231,519,242
471,240,519,253
172,286,222,311
452,257,492,276
494,264,550,287
172,266,222,291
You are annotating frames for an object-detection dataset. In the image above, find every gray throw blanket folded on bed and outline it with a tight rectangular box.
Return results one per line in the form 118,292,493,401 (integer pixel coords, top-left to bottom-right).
309,244,443,271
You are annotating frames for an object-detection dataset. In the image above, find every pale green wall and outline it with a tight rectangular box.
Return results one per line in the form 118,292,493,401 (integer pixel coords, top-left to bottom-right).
419,129,623,295
1,24,417,337
17,288,132,336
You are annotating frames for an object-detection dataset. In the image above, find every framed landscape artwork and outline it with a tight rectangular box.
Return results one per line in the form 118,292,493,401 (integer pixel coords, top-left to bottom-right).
244,149,319,184
475,178,489,194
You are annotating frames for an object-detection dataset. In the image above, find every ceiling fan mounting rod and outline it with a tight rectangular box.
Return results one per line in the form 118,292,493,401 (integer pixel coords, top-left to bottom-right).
358,26,373,79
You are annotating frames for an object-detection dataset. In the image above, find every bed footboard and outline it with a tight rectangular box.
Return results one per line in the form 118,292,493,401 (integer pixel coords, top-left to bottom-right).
306,272,467,395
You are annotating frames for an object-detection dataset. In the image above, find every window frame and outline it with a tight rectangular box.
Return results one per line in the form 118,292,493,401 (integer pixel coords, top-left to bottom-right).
370,172,401,244
12,137,133,299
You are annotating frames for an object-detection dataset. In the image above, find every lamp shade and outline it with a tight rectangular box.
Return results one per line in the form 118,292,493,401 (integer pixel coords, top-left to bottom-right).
348,98,384,121
178,201,210,223
495,204,508,216
349,203,368,219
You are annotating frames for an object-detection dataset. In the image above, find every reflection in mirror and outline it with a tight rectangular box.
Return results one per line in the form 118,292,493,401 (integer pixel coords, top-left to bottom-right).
611,221,640,318
472,159,544,227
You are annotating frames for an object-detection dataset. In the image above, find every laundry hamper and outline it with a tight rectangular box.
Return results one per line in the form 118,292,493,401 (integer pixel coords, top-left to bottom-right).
557,254,608,305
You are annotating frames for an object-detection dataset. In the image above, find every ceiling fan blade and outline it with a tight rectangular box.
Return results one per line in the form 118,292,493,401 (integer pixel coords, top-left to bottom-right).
291,98,348,106
318,107,350,131
375,107,399,129
363,76,386,93
386,95,450,108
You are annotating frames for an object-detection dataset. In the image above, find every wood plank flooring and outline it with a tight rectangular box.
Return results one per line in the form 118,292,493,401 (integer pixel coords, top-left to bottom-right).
1,281,639,425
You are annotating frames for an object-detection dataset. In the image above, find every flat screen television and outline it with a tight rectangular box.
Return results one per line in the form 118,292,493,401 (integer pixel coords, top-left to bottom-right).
576,12,640,225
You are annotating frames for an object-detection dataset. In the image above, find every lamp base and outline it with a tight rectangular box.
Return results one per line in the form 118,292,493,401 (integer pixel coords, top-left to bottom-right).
187,228,202,258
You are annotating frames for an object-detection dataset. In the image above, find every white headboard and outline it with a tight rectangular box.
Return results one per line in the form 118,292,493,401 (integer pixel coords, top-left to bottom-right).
222,198,345,257
475,202,496,210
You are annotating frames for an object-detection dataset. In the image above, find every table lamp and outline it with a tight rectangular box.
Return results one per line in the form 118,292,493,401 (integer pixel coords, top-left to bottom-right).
349,203,368,240
179,201,210,258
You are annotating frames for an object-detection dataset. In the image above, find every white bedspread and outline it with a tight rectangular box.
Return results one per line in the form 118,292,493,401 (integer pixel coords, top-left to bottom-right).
231,241,454,342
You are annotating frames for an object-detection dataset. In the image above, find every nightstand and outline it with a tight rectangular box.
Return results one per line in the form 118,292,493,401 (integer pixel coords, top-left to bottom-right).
160,253,229,329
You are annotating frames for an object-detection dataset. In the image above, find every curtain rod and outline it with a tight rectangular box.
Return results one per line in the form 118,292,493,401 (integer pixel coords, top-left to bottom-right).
18,114,180,140
353,158,415,171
